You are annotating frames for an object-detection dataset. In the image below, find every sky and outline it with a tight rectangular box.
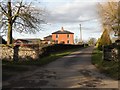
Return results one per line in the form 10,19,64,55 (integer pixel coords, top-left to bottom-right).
3,0,112,41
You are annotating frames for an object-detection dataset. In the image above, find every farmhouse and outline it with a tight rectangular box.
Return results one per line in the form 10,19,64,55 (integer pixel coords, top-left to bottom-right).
43,35,52,44
52,27,74,44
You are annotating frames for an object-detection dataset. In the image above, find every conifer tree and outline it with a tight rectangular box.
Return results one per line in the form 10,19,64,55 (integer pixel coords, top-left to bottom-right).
97,28,112,50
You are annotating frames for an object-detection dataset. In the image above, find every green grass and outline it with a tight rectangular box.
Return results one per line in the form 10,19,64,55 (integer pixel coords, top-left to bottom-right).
91,48,103,67
92,48,119,80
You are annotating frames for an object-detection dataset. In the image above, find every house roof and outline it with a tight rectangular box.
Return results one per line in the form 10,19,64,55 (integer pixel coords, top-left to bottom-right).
14,39,29,43
52,27,74,34
44,35,52,41
14,38,41,43
44,35,52,38
52,30,74,34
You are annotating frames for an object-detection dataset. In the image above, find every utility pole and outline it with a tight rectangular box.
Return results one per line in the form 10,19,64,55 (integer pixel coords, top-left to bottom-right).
79,24,82,43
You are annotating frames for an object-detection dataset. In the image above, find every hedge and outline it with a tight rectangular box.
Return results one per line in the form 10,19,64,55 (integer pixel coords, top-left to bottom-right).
39,44,84,58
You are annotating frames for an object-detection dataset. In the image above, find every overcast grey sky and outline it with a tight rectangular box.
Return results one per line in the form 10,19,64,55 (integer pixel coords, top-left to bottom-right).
11,0,111,41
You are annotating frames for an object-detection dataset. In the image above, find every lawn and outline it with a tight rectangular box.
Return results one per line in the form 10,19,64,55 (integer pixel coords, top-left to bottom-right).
91,48,119,80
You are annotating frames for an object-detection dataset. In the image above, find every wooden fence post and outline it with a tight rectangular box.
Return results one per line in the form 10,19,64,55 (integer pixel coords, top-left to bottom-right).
13,45,20,62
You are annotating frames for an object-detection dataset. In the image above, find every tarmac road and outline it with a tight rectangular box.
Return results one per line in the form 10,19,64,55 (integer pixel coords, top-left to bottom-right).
3,47,119,89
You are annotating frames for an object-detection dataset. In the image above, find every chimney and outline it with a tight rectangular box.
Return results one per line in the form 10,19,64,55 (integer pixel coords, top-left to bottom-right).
61,27,64,32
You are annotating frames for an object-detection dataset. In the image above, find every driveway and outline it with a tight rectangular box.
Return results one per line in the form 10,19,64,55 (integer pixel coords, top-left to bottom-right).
3,47,118,88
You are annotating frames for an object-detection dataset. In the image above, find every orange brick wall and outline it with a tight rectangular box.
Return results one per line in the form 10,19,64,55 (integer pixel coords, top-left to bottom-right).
52,34,74,44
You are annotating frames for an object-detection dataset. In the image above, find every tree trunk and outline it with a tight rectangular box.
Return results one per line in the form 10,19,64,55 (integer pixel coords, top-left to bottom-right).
7,23,12,45
7,0,12,45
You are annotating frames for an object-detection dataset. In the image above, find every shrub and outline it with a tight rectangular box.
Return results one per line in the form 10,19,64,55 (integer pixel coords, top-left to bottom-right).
96,28,112,50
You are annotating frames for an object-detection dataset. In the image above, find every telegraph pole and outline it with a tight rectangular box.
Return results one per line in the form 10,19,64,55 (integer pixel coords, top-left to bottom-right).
79,24,82,43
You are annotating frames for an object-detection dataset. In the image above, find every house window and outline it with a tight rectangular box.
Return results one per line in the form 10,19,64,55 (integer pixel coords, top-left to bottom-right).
67,34,70,38
67,40,69,44
56,34,58,38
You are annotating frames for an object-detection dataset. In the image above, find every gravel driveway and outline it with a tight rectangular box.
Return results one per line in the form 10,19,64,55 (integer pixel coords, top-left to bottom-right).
3,47,119,89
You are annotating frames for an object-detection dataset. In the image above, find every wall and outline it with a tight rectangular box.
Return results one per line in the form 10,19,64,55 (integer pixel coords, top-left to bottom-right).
1,46,39,61
1,46,14,61
103,42,119,61
1,44,84,61
52,34,74,44
18,46,39,60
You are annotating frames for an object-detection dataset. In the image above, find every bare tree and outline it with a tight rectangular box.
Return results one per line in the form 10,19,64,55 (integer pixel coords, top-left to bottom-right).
98,1,120,39
0,0,45,44
88,38,96,46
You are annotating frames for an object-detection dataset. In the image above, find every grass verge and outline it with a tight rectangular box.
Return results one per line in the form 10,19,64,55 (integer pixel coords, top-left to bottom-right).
91,48,119,80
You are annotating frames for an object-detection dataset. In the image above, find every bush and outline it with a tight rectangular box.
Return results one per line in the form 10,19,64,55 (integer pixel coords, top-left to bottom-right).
96,28,112,50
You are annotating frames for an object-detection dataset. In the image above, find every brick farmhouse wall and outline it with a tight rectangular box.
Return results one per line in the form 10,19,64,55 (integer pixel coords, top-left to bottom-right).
52,34,74,44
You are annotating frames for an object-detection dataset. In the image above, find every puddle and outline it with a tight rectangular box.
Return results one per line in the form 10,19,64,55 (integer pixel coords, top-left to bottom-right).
79,69,92,77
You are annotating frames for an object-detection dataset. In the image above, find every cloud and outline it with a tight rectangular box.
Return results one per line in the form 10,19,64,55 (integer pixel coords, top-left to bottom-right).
39,0,109,3
37,1,103,39
46,1,100,24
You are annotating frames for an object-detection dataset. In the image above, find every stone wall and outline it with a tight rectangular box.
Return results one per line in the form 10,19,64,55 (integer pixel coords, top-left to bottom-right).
1,44,85,61
2,46,14,61
1,46,39,61
103,42,119,61
18,46,39,60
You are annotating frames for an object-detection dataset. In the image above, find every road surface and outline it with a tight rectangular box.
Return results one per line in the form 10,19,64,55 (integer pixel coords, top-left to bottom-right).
3,47,118,88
